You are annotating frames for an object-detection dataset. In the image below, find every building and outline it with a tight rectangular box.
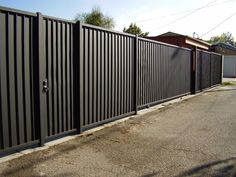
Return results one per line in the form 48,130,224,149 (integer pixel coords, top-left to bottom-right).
147,32,211,51
212,43,236,77
211,42,236,55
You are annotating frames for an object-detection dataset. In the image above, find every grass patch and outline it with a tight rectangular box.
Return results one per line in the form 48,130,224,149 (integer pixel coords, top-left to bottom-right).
221,81,236,86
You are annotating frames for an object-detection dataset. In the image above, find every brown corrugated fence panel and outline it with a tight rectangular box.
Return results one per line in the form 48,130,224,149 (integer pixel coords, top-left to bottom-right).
137,38,192,108
43,16,75,137
211,53,222,86
80,25,136,129
0,10,38,150
196,50,222,91
196,50,211,91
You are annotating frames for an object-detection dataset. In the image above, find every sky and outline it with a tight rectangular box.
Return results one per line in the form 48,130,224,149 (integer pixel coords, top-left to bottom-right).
0,0,236,40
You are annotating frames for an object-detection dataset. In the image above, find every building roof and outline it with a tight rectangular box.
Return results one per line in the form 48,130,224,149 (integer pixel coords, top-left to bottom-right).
211,42,236,55
158,31,211,47
212,42,236,52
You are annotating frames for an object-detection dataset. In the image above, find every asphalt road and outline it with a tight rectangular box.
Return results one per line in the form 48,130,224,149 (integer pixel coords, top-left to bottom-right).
0,85,236,177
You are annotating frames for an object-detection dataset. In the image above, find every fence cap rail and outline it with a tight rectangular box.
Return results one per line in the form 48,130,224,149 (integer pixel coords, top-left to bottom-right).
197,49,212,54
0,5,75,24
138,37,192,51
43,15,75,24
81,22,136,38
210,52,222,57
0,5,37,17
197,49,222,56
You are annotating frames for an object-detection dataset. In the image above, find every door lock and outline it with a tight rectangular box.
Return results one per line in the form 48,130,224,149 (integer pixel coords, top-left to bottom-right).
43,79,49,93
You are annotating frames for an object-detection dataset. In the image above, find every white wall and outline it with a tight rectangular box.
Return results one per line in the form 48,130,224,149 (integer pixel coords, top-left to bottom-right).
223,55,236,77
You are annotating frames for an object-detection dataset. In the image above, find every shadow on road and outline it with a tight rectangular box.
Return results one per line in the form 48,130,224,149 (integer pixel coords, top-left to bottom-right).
174,157,236,177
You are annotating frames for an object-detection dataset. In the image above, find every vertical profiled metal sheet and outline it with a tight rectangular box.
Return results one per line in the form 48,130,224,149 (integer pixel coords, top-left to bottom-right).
211,53,222,86
80,25,136,130
0,10,37,150
43,17,75,137
196,50,211,91
137,38,191,109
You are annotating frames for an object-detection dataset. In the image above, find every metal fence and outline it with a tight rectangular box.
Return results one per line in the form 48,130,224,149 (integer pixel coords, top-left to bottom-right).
137,38,192,109
77,24,136,131
196,50,222,91
42,16,75,138
0,8,39,151
0,6,222,154
211,53,222,86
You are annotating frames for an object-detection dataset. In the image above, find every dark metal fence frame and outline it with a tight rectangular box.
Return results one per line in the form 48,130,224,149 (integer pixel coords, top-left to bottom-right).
137,37,192,110
0,6,223,155
195,49,222,92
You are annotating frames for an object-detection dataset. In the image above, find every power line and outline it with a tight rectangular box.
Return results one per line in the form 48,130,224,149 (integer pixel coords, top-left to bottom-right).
136,9,197,23
135,0,235,24
200,11,236,37
148,0,219,32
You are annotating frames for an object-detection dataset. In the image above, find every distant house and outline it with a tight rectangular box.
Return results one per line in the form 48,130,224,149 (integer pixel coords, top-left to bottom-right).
211,42,236,55
212,43,236,78
147,31,211,51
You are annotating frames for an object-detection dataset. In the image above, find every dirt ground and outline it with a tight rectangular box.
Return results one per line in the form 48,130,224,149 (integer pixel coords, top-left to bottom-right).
0,85,236,177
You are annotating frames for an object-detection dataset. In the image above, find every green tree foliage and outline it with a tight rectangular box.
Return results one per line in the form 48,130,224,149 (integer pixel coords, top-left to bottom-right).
75,7,115,29
208,32,235,45
123,23,149,37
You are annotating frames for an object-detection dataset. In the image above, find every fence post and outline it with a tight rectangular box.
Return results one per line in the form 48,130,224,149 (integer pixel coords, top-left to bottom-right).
191,47,197,94
73,20,83,134
36,12,46,146
134,35,139,114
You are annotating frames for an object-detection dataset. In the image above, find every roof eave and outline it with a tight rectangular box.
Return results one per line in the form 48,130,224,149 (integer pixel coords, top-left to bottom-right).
185,38,210,50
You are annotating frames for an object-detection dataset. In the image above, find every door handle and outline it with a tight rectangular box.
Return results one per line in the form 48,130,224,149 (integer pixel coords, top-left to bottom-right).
43,79,49,93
